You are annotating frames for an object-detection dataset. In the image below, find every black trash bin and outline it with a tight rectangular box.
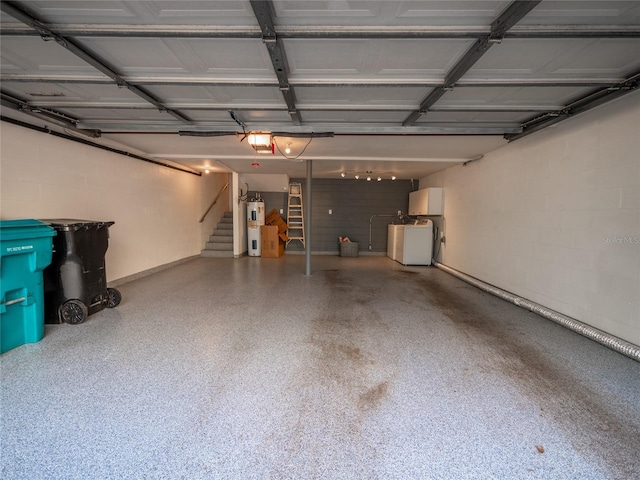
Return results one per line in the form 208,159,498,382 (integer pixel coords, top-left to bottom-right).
42,219,121,324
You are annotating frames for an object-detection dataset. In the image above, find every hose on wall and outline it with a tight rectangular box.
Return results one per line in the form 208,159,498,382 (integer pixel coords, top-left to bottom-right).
369,213,409,251
434,262,640,363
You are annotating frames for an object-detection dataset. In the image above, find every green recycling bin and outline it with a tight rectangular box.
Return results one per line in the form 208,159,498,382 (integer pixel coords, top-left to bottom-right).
1,219,56,354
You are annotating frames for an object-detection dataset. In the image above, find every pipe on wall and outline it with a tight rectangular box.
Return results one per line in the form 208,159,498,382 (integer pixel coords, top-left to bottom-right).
2,116,201,176
369,212,409,251
434,262,640,363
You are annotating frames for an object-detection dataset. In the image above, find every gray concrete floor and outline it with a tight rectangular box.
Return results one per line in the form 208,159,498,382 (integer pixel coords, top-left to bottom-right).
1,256,639,479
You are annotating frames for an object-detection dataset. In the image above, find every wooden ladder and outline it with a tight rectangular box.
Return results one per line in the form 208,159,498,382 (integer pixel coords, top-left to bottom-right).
286,183,305,247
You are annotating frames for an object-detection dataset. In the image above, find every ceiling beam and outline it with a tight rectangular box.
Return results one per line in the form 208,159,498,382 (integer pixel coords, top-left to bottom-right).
0,74,116,84
86,124,522,135
249,0,301,126
2,74,625,89
505,25,640,39
506,71,640,142
403,0,542,126
0,24,264,38
0,74,284,87
1,91,101,137
21,101,557,113
3,24,640,39
0,1,192,125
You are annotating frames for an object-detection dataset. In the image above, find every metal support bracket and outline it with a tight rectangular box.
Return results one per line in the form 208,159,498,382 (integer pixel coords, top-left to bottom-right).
250,0,302,126
402,0,542,126
0,1,192,126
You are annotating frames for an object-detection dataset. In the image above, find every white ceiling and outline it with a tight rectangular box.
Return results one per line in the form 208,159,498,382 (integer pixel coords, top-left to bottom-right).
1,1,639,179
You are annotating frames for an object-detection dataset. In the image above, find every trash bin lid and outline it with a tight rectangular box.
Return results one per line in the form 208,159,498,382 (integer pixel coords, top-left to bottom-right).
0,219,56,241
41,219,115,232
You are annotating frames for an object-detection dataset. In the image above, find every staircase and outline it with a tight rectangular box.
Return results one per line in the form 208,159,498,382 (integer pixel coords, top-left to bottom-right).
201,212,234,257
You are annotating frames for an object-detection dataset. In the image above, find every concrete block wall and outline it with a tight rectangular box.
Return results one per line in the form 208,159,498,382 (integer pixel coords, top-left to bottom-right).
1,121,222,282
249,179,412,253
420,92,640,346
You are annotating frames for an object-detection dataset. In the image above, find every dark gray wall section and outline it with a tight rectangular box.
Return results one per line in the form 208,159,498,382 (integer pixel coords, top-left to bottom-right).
252,179,412,253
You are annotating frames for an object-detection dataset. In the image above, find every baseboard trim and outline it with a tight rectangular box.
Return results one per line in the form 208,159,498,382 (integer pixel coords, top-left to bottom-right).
109,255,200,287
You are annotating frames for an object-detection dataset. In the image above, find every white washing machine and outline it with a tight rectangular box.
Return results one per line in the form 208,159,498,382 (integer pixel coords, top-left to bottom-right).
389,220,433,266
387,224,399,260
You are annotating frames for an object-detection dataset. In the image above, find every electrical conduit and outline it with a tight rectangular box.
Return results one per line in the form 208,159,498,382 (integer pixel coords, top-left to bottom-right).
434,262,640,363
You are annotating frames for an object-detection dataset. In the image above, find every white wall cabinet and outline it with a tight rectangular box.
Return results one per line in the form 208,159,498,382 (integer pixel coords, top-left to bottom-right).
408,187,443,215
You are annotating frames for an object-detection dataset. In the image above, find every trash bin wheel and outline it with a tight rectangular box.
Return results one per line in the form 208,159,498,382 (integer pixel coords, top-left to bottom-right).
106,288,121,308
59,300,88,325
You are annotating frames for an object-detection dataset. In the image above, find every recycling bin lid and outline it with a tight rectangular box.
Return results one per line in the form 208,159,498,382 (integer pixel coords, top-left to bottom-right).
40,219,115,231
0,219,56,240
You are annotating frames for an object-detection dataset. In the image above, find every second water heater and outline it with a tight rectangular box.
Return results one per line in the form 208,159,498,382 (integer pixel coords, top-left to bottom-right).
247,198,265,256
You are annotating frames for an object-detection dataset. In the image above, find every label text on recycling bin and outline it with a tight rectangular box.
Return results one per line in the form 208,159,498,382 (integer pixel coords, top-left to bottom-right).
6,245,34,253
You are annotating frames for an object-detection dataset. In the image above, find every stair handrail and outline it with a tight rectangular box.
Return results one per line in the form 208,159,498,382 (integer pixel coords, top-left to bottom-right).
199,182,229,223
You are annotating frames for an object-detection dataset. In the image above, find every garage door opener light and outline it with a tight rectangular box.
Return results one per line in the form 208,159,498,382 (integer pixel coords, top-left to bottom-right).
248,133,274,154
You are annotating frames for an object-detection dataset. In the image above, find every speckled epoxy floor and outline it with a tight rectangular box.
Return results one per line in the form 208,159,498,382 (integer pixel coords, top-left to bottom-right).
2,256,639,479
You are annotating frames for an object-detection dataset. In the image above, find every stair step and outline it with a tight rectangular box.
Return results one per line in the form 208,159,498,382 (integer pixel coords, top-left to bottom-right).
201,250,234,258
203,212,235,256
205,242,233,250
210,235,232,243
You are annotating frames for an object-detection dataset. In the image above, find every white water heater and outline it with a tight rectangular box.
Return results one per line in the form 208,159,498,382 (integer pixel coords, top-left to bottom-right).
247,199,265,256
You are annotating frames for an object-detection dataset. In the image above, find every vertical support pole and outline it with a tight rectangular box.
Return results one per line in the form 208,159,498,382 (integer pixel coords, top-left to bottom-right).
231,172,242,257
305,160,312,276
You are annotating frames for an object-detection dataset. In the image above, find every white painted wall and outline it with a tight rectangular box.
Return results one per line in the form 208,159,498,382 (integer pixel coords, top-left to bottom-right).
232,172,248,257
1,122,224,282
240,173,290,193
420,92,640,346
